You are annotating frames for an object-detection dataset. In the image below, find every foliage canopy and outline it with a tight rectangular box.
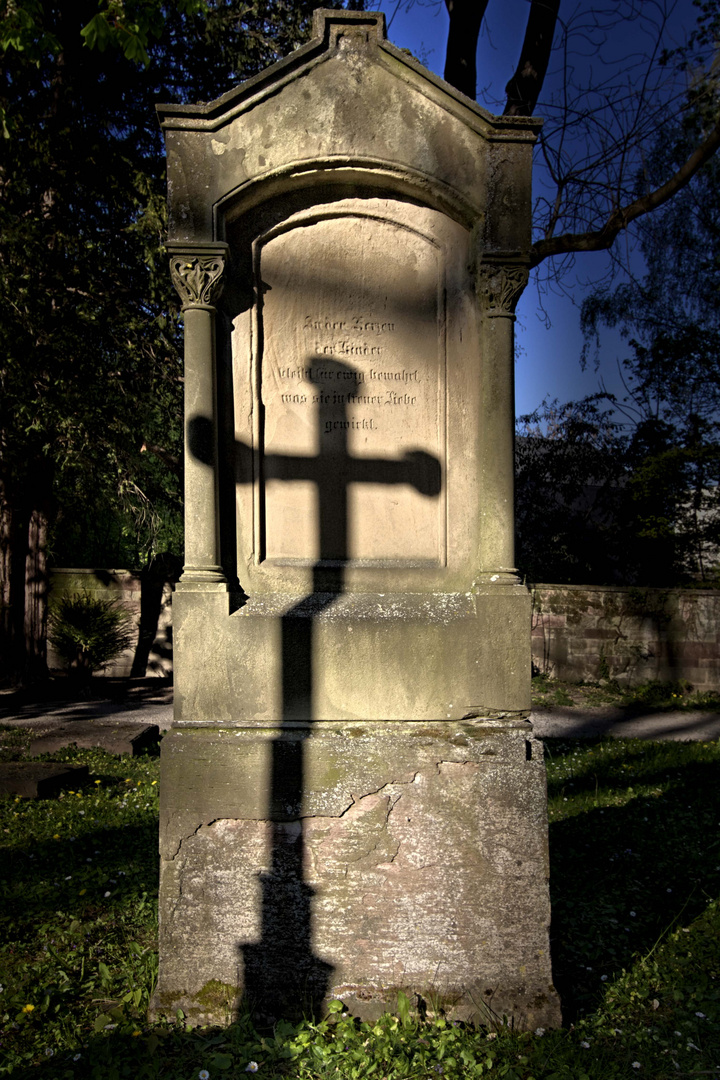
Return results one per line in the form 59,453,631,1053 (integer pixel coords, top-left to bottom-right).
0,0,332,681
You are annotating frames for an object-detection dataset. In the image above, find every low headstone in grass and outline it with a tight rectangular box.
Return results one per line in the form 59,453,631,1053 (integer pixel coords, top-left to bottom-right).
29,721,160,757
0,761,90,798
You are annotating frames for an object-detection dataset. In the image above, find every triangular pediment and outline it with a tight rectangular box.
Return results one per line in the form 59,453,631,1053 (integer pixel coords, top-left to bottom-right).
158,9,537,143
159,9,539,249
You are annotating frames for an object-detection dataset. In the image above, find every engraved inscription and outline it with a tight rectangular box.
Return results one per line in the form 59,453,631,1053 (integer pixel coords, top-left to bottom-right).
257,212,445,563
272,320,421,435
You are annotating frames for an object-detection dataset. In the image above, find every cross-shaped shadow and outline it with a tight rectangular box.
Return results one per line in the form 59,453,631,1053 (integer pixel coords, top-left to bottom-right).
188,357,441,1020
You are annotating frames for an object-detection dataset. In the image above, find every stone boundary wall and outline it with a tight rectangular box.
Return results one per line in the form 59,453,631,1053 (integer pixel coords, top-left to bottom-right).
48,574,720,689
532,584,720,690
49,569,173,678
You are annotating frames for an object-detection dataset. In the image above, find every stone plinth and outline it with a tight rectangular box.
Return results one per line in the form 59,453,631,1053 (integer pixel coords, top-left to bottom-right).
152,7,559,1029
155,720,555,1027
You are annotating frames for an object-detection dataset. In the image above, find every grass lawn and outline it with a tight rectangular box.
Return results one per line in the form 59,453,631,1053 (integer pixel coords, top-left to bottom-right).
531,675,720,712
1,724,719,1079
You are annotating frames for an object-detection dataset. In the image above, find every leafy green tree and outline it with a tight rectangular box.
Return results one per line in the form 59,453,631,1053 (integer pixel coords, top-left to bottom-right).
0,0,332,684
515,398,720,588
515,396,627,585
581,117,720,586
1,4,171,682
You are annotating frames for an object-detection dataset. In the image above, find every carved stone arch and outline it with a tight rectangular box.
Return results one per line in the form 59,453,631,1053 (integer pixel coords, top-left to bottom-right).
214,156,481,240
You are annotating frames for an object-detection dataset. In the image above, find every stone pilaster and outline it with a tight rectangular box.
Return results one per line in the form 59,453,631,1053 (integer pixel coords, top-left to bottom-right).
168,243,229,589
476,258,529,584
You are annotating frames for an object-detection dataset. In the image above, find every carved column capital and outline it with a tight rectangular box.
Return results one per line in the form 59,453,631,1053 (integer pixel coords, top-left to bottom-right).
476,261,529,318
168,243,229,309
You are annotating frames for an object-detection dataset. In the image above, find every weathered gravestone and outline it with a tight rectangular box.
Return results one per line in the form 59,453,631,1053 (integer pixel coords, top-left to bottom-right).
152,8,560,1029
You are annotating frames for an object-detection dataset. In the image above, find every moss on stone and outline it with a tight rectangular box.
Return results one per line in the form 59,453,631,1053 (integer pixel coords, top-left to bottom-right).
196,980,240,1011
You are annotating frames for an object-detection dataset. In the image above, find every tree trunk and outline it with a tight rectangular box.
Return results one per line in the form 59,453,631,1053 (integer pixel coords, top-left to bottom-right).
0,471,15,683
23,498,50,685
442,0,558,112
443,0,490,100
504,0,560,117
0,460,52,686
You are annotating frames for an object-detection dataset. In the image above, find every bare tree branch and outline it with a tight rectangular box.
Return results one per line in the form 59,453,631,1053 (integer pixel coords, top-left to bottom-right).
530,116,720,267
404,1,717,284
141,442,181,473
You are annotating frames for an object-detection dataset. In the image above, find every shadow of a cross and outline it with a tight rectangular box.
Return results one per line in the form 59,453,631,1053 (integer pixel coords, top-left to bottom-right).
188,357,441,1019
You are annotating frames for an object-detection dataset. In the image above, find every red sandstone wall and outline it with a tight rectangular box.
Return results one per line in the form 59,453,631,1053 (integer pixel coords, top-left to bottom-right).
531,584,720,689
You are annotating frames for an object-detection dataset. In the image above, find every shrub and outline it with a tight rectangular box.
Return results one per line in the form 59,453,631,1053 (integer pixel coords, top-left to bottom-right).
48,590,135,677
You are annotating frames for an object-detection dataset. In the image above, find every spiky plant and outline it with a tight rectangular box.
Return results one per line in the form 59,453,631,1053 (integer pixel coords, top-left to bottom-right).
48,591,135,677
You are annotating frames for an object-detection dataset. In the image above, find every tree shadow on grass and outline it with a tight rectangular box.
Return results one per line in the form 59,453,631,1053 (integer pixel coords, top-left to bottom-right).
4,745,720,1077
0,760,159,932
0,818,162,1076
546,738,720,1022
0,820,158,929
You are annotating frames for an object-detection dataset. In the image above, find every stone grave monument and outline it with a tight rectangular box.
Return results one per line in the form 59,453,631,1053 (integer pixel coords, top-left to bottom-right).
152,8,560,1029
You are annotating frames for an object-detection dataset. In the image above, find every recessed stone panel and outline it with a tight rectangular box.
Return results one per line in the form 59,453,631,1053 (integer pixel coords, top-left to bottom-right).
256,210,445,565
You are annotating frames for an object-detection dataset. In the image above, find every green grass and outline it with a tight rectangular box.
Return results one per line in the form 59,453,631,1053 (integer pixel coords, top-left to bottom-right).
1,733,719,1078
532,675,720,712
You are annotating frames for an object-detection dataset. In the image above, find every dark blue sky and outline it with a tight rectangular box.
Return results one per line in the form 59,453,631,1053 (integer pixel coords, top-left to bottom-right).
369,0,699,419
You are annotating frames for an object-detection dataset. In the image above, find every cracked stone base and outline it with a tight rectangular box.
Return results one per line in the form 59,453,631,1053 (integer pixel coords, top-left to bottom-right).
151,720,560,1029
